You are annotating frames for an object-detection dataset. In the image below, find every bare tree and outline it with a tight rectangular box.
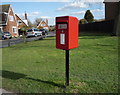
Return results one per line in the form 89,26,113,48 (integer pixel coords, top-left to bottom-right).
34,18,43,27
28,19,34,28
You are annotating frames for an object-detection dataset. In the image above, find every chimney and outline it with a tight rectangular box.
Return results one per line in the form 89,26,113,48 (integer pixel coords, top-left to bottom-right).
23,11,28,26
25,11,27,20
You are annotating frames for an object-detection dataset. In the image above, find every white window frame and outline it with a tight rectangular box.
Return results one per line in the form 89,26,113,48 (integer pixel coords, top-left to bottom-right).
18,20,23,25
43,27,48,30
9,15,14,21
12,26,17,33
41,23,46,26
41,24,43,26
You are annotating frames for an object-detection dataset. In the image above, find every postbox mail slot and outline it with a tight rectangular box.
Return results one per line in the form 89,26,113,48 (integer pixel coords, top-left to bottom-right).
58,24,67,29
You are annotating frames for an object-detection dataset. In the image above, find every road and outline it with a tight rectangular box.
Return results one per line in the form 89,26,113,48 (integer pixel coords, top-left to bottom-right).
0,31,56,48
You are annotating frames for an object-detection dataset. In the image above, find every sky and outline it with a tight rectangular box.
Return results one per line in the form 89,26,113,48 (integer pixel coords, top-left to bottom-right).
1,0,105,25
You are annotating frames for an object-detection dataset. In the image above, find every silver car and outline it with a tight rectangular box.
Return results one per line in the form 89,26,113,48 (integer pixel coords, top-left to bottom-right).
0,31,4,40
26,28,42,37
3,32,12,39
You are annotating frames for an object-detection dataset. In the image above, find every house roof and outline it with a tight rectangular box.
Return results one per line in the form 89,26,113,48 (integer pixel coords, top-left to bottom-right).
0,4,10,13
23,20,28,26
37,20,48,28
15,14,28,26
0,4,10,25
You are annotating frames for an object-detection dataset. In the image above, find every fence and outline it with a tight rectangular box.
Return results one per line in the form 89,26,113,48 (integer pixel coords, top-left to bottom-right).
79,20,115,35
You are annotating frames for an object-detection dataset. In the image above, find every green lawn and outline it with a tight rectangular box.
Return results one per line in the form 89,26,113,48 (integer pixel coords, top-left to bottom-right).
1,36,118,93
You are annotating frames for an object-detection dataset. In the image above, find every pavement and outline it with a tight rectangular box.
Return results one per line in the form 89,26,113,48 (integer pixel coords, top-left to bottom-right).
47,31,56,37
0,88,17,95
0,31,56,48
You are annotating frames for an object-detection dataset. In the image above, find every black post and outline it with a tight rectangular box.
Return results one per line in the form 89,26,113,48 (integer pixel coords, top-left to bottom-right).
65,50,69,86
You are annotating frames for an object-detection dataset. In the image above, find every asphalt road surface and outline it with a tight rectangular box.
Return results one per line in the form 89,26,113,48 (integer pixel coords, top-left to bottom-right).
0,31,56,48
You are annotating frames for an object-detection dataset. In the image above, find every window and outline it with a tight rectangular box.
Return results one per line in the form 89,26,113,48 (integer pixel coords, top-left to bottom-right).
41,23,46,26
27,29,33,32
12,27,17,33
18,20,22,25
9,15,14,21
0,27,3,32
34,29,39,31
43,27,48,30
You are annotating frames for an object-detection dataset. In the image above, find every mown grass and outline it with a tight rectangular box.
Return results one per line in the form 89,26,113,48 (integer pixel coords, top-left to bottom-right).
1,36,118,93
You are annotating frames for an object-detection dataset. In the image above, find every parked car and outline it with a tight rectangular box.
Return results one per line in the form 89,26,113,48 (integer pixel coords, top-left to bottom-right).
0,31,4,40
26,28,42,37
3,32,12,39
39,29,48,36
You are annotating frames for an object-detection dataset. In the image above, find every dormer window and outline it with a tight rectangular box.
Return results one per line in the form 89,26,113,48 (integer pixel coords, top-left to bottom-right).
41,23,46,26
18,20,22,25
9,15,14,21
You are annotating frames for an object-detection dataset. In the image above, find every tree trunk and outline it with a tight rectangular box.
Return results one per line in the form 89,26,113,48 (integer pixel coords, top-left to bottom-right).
23,31,26,43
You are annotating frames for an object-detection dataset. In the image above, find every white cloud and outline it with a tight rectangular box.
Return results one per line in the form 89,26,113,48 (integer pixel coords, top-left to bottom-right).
70,11,85,15
2,0,108,2
76,0,104,2
32,12,40,15
94,11,105,19
2,0,70,2
56,2,88,11
96,14,105,18
40,16,54,19
39,16,55,25
70,9,104,15
91,9,104,13
56,0,105,11
17,13,25,17
69,9,104,20
17,11,40,18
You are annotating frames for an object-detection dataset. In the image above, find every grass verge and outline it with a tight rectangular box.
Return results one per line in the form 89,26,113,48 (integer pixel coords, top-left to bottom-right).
1,36,118,93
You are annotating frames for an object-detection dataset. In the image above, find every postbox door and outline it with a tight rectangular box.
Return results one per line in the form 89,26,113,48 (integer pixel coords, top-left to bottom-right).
56,22,68,49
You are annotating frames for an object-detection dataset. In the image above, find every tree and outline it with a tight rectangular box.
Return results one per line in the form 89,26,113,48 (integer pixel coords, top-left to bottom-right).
28,19,34,28
79,19,88,24
49,25,55,31
19,26,29,43
84,10,94,23
34,18,43,27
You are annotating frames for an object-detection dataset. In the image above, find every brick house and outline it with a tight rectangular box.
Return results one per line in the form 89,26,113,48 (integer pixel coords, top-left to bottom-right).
37,19,49,30
0,4,18,37
104,0,120,20
0,4,28,37
104,0,120,36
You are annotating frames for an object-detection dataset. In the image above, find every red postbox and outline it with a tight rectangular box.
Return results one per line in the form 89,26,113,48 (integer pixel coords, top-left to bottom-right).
56,16,78,50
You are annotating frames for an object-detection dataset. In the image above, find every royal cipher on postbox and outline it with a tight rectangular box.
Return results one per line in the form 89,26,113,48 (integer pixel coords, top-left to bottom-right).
56,16,78,50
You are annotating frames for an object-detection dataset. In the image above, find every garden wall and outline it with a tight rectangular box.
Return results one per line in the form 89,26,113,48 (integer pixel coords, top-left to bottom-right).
79,20,115,35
